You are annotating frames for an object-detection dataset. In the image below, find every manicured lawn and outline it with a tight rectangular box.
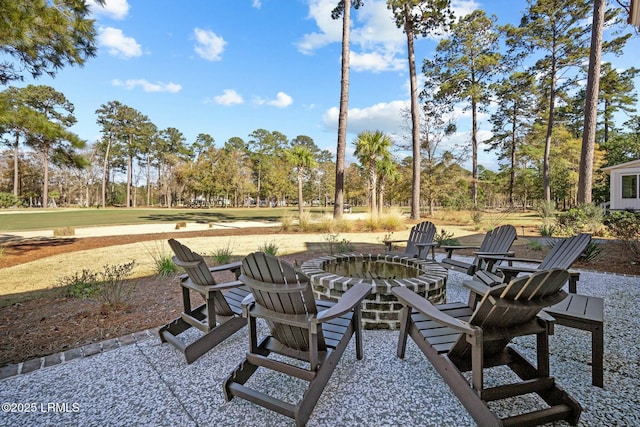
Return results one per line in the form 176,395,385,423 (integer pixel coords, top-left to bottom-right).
0,207,340,231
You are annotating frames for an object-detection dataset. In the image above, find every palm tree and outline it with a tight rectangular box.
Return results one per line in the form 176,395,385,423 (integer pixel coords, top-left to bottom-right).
353,130,393,218
331,0,364,219
286,145,318,218
376,155,399,215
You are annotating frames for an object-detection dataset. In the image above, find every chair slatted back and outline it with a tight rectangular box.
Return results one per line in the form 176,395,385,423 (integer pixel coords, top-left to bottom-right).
241,252,326,352
168,238,233,317
478,224,517,254
405,221,437,257
449,269,569,360
538,233,591,270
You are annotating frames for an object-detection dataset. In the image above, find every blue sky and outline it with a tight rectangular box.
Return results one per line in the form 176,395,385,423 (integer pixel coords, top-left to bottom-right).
18,0,640,170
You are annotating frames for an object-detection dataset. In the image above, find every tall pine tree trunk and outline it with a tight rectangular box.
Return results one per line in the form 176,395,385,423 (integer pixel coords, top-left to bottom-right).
333,2,351,220
404,3,421,220
578,0,605,204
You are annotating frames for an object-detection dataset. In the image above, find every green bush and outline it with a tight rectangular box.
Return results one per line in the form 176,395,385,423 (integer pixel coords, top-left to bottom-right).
0,192,20,208
146,242,178,278
528,240,544,251
258,240,279,256
212,244,233,265
434,229,460,247
97,260,137,307
555,203,603,235
57,269,100,298
323,233,353,255
579,241,604,263
604,211,640,262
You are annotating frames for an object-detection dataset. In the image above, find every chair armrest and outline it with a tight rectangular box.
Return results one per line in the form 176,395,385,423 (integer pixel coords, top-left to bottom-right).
414,242,437,248
441,245,480,258
463,279,491,296
384,239,407,251
172,256,201,269
392,287,477,335
474,251,514,257
209,280,245,291
489,256,542,265
316,283,371,322
495,265,539,276
208,261,242,273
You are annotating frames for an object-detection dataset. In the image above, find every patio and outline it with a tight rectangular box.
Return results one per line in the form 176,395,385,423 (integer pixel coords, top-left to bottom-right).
0,258,638,426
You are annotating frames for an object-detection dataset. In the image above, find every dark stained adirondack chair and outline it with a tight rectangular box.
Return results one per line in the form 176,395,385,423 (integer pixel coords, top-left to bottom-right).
474,233,592,293
384,221,438,260
393,269,582,426
224,252,371,427
466,233,604,388
159,238,250,364
440,224,517,276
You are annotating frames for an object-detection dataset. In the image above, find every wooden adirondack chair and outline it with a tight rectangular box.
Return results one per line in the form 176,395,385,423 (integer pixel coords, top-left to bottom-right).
159,239,250,364
474,233,592,293
440,224,517,276
224,252,371,427
466,233,604,388
384,221,438,260
393,269,582,426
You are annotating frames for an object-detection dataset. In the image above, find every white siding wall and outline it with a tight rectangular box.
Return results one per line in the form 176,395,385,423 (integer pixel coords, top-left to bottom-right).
610,168,640,210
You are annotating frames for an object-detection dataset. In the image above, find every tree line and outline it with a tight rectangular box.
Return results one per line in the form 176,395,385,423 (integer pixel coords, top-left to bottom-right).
1,1,639,213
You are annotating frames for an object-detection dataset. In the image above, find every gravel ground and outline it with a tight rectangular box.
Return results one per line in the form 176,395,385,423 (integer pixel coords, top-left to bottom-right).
0,254,638,427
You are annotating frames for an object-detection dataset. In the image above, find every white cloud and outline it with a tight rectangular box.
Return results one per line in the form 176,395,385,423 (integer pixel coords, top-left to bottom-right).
213,89,244,105
295,0,343,54
252,0,262,8
268,92,293,107
323,100,408,136
451,0,480,20
255,92,293,108
112,79,182,93
98,27,142,58
350,51,404,73
194,28,226,61
297,0,408,73
88,0,130,20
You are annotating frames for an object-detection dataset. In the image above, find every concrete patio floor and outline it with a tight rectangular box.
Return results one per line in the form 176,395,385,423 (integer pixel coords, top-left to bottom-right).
0,260,638,426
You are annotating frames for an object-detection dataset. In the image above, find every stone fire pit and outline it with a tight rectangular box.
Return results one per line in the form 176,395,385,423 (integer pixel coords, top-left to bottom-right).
300,254,447,329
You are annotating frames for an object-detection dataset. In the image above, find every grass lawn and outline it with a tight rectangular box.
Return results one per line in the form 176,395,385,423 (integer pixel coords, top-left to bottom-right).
0,206,349,231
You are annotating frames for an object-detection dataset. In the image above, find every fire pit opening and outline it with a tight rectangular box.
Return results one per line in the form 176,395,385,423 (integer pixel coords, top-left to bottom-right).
300,254,448,330
322,259,420,280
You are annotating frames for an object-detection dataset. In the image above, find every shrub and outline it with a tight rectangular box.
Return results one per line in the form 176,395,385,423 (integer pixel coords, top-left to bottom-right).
555,203,603,235
258,240,278,256
146,241,178,278
470,208,483,226
378,208,406,231
280,213,295,231
211,243,233,265
97,260,137,307
0,192,20,208
316,215,336,233
528,240,544,251
434,229,459,247
535,200,556,221
57,269,100,298
298,211,313,231
539,223,556,237
604,211,640,263
323,233,353,255
579,241,603,263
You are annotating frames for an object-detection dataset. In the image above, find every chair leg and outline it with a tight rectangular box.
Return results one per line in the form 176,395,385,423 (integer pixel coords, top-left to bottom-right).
396,306,411,359
354,306,363,360
592,324,604,388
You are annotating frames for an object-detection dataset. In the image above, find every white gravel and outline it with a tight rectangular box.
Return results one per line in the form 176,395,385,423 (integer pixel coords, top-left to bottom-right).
0,254,638,426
